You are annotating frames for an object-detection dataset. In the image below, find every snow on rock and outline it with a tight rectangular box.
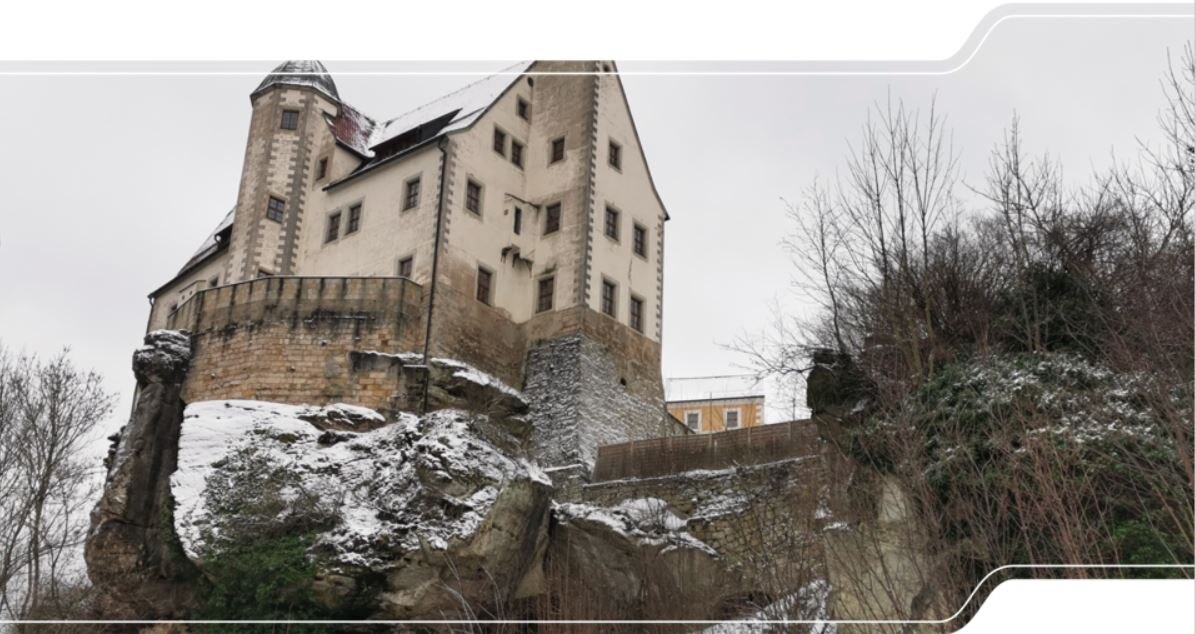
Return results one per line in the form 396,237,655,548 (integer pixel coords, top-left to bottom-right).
703,578,836,633
553,499,717,557
431,357,525,401
133,330,192,383
172,400,551,591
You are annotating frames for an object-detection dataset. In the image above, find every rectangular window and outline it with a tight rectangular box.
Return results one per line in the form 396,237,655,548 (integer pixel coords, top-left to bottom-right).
629,295,644,332
316,157,328,180
346,204,362,234
550,137,565,163
465,179,482,215
493,128,507,156
511,140,524,168
604,206,620,240
476,267,493,305
403,177,421,211
398,256,414,278
544,202,561,235
281,110,300,130
633,223,648,257
608,140,622,170
325,212,341,243
536,276,554,313
266,196,286,223
516,97,530,121
724,409,741,429
513,207,523,235
601,279,617,317
685,411,700,430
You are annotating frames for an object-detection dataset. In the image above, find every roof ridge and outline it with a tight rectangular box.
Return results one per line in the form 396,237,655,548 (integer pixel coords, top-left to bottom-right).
378,60,531,127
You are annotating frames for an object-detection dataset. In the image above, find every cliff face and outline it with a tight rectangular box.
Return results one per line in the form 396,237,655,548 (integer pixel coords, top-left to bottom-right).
84,332,718,621
85,330,198,619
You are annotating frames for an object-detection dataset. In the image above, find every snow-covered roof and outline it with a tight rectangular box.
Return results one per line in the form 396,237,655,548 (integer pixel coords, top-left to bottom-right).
179,207,234,273
665,375,766,403
370,61,531,150
253,60,339,101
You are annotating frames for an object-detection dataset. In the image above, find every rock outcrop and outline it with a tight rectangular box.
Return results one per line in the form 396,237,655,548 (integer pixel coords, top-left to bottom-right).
85,330,199,619
86,332,716,620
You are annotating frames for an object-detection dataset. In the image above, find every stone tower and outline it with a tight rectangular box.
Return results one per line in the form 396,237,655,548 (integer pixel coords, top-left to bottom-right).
225,60,339,282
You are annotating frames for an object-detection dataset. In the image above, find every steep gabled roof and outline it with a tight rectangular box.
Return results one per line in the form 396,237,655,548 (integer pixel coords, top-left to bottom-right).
180,208,234,273
325,61,532,180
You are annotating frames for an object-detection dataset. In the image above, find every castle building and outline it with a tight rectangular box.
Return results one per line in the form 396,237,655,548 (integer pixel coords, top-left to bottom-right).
665,375,766,434
146,60,679,470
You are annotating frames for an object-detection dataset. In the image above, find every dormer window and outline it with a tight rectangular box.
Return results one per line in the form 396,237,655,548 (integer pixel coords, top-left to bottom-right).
281,110,300,130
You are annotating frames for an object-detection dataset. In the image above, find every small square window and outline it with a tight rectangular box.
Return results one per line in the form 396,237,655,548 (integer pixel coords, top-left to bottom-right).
604,206,620,241
685,411,700,430
316,157,328,180
208,276,220,289
537,276,555,313
476,267,493,305
511,140,524,168
633,223,648,258
398,256,414,278
266,196,286,223
325,212,341,243
493,128,507,156
281,110,300,130
544,202,561,235
465,179,483,215
517,97,530,121
403,177,421,211
346,204,362,234
550,137,565,164
629,295,644,332
724,409,741,429
601,279,617,317
608,140,622,170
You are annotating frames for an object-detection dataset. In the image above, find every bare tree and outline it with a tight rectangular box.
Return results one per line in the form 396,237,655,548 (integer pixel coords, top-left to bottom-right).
0,344,114,619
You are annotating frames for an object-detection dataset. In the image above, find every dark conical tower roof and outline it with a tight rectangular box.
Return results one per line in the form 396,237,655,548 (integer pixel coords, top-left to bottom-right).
253,60,339,101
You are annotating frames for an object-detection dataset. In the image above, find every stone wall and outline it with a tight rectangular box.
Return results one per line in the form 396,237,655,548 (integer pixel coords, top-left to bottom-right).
579,456,826,569
173,276,425,417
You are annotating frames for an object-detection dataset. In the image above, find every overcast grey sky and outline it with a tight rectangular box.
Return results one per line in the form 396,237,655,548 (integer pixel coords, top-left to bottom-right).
0,16,1188,436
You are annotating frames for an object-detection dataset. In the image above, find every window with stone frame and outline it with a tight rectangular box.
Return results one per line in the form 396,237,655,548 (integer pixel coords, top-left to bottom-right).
316,157,328,180
513,207,522,235
346,204,362,234
476,266,493,305
608,139,622,170
629,295,644,332
517,97,530,121
403,176,421,210
685,411,700,430
536,276,555,313
398,256,414,279
724,409,741,429
544,202,561,235
493,128,507,156
281,110,300,130
266,196,286,223
601,279,617,317
604,206,620,241
633,223,648,258
511,140,524,168
465,179,483,215
325,211,341,243
550,137,565,163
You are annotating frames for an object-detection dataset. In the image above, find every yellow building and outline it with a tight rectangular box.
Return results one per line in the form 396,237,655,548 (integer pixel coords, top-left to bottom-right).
665,375,765,434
